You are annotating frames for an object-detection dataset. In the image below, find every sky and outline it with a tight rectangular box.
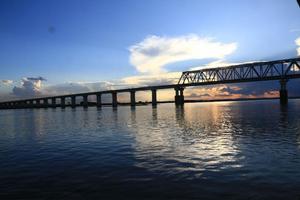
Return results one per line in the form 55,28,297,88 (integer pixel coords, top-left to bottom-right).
0,0,300,102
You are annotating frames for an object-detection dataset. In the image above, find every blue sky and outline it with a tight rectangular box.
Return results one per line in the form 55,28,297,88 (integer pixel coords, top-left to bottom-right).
0,0,300,100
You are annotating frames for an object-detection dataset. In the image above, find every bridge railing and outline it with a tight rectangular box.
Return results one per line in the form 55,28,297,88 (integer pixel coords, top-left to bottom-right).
178,58,300,85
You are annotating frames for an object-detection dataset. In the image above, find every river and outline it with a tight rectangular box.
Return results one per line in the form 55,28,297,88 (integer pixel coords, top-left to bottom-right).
1,100,300,199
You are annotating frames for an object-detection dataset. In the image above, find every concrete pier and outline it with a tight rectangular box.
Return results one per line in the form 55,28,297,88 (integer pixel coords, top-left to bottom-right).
130,91,136,107
29,100,33,108
96,94,102,107
175,87,184,106
43,99,48,107
71,96,76,108
36,99,40,107
152,89,157,106
14,102,19,108
180,88,184,105
280,79,288,105
61,97,65,108
51,98,56,108
112,92,117,107
83,95,88,108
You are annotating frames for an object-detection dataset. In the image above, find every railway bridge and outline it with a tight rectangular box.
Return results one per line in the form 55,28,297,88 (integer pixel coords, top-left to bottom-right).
0,57,300,109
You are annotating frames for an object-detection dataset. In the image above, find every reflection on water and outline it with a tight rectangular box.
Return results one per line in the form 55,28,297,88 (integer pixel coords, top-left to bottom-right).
132,105,239,176
0,100,300,199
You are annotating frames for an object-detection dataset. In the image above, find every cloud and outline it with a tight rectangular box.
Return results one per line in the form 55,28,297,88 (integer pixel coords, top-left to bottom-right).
42,81,129,103
184,81,282,100
189,92,211,98
12,77,46,97
1,80,13,85
122,72,181,86
296,37,300,56
190,59,264,71
129,34,237,74
27,76,47,81
43,81,114,95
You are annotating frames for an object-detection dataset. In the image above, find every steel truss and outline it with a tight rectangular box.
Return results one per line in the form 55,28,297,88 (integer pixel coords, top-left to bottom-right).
178,58,300,85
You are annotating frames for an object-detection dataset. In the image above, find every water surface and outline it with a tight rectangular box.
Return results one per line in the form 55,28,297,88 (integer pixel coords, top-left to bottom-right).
1,100,300,199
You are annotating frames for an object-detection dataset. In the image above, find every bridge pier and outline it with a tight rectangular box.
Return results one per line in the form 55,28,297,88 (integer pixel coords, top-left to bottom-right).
20,101,24,108
175,87,184,106
36,99,41,108
61,97,65,108
18,101,23,108
71,96,76,108
112,92,117,107
96,94,102,107
51,98,56,108
152,89,157,106
23,101,28,108
130,91,136,107
28,100,33,108
43,98,48,108
83,95,88,108
280,79,288,105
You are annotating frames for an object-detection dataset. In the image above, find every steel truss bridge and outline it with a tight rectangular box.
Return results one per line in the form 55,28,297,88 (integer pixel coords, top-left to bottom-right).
1,57,300,109
178,58,300,86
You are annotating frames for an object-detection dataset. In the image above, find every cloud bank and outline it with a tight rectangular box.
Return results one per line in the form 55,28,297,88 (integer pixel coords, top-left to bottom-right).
43,81,114,96
122,72,180,86
184,82,280,100
129,34,237,74
12,77,46,97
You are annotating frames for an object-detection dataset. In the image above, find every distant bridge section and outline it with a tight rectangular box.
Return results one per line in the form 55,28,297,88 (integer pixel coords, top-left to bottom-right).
178,58,300,86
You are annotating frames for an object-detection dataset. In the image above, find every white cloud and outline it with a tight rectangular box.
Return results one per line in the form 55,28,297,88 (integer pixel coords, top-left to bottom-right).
43,81,114,96
296,37,300,45
122,72,181,86
12,77,46,97
296,37,300,56
9,77,48,98
1,80,13,85
190,59,262,71
129,34,237,74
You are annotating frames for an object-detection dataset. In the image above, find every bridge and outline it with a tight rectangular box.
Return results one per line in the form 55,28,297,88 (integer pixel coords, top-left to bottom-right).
0,57,300,109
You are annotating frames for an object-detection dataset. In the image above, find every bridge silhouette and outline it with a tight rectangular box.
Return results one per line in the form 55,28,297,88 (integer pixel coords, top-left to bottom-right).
1,57,300,109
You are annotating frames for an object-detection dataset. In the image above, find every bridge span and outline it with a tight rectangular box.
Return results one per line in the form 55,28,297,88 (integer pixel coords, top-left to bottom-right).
1,57,300,109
